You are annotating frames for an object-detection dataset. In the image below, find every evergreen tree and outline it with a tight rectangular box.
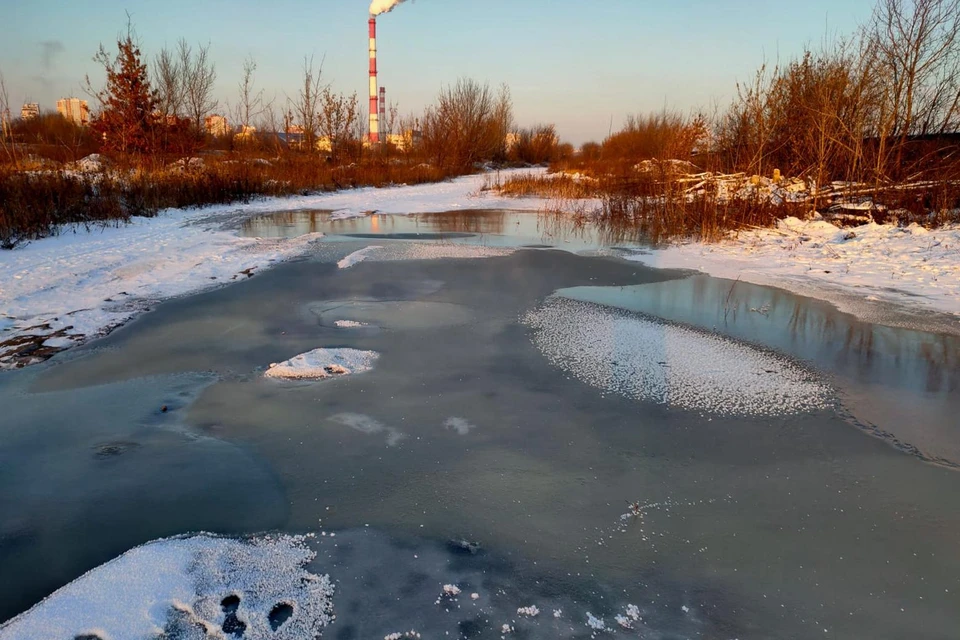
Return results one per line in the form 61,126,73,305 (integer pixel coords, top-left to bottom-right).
90,29,158,157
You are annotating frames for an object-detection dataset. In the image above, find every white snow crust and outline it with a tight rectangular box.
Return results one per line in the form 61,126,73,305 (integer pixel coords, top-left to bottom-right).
265,348,378,380
524,297,831,416
630,217,960,320
0,533,333,640
337,245,383,269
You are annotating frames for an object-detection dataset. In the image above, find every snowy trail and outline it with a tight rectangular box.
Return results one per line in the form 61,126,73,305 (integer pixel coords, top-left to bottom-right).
0,170,549,369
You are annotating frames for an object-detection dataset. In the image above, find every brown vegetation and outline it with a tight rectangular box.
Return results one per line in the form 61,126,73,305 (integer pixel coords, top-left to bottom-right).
512,0,960,241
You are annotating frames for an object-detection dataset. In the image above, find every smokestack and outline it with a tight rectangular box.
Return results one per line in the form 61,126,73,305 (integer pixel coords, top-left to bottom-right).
368,16,379,143
379,87,386,136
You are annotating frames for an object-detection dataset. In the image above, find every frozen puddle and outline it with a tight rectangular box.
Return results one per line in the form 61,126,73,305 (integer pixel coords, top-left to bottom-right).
265,348,379,380
524,297,831,416
0,534,334,640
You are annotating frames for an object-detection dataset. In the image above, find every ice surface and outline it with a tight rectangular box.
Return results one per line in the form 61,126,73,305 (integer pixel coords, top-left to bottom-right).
524,297,831,416
329,413,406,446
0,533,333,640
264,348,379,380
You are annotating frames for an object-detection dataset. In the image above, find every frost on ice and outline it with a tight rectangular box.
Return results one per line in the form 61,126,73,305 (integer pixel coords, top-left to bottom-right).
524,297,831,416
329,413,406,447
0,533,334,640
444,417,476,435
265,348,379,380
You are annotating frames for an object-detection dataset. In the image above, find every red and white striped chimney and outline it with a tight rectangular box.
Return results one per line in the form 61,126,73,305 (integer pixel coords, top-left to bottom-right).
368,16,380,143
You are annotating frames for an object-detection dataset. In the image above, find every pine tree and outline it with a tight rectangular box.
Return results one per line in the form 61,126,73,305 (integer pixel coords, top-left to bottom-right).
90,30,158,157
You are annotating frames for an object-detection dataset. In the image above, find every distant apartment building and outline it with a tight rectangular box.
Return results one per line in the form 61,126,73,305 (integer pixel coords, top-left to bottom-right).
205,114,229,137
20,103,40,121
57,98,90,126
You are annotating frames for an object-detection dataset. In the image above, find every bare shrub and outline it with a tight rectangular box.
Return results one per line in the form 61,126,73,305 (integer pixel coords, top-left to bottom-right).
421,79,513,171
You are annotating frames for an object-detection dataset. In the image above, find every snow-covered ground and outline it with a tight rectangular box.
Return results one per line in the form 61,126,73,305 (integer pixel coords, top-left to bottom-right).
631,216,960,324
0,170,549,369
0,533,334,640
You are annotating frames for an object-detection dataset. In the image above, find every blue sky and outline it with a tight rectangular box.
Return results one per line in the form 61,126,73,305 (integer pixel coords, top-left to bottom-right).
2,0,877,144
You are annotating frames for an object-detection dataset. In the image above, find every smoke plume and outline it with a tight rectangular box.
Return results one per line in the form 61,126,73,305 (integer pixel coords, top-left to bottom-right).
369,0,410,16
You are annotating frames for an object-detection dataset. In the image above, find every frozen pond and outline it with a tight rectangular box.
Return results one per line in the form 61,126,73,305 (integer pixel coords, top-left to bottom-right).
2,214,959,639
240,208,649,252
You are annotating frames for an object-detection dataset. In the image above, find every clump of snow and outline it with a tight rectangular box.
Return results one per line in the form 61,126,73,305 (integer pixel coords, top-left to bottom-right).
524,297,831,416
337,245,383,269
471,593,480,600
444,417,475,435
442,584,462,596
586,612,606,631
553,609,563,618
0,533,334,640
74,153,108,173
264,348,378,380
384,631,421,640
501,623,514,634
334,320,368,328
517,605,540,617
329,413,405,447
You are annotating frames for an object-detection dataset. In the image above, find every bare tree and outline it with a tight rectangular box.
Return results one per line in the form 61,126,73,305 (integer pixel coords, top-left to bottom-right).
181,40,218,132
868,0,960,171
291,56,325,151
0,69,18,166
235,55,269,129
421,78,513,171
153,43,186,119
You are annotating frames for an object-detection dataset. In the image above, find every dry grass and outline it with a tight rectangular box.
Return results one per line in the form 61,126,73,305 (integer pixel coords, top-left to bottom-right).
0,155,460,249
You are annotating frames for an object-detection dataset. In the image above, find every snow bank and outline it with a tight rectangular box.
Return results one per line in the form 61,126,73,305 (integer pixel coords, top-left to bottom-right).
0,213,323,368
524,297,831,417
630,218,960,320
0,533,334,640
265,348,379,380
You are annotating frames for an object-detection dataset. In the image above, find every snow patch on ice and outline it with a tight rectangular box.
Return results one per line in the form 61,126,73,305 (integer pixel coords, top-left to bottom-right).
265,348,378,380
517,605,540,617
586,612,606,631
337,245,383,269
524,297,831,416
0,533,333,640
334,320,368,328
